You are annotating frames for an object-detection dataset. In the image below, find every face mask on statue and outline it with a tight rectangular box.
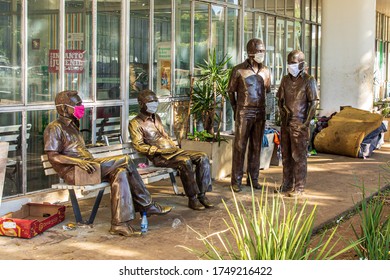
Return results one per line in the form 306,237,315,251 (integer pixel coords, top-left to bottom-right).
146,101,159,114
57,104,85,119
253,53,265,64
287,62,303,77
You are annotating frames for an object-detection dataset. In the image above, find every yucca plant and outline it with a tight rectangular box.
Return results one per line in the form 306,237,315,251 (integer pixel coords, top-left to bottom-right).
181,185,360,260
351,185,390,260
189,49,231,139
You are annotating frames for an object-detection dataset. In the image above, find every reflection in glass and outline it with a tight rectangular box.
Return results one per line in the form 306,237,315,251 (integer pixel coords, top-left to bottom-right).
311,25,317,79
175,0,190,97
65,0,92,100
97,0,121,101
266,16,275,86
28,1,58,103
0,112,23,197
129,0,150,99
276,0,285,15
154,1,172,97
194,2,209,73
26,110,57,193
211,5,225,63
244,12,254,56
0,0,21,105
304,24,311,75
275,18,285,85
227,8,239,67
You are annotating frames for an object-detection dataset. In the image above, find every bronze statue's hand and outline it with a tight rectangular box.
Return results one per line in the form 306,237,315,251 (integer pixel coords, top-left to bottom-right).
76,160,96,174
156,148,178,155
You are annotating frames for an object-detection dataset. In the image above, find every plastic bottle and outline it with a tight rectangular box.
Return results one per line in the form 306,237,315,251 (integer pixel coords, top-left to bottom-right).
140,211,148,233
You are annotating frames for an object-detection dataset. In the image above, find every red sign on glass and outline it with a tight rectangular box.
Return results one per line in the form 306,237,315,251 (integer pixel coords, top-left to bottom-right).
48,49,86,73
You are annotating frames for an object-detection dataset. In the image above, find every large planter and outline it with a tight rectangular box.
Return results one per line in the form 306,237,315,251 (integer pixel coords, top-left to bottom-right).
181,135,234,180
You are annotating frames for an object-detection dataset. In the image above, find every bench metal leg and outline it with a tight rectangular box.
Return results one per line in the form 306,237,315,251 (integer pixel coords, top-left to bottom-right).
169,172,183,195
87,189,105,225
68,189,83,223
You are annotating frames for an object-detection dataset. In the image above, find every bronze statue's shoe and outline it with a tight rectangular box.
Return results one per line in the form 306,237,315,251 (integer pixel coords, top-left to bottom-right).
288,189,304,197
145,202,172,217
274,184,294,193
247,181,262,189
198,195,214,208
188,198,206,210
109,224,142,237
230,184,242,193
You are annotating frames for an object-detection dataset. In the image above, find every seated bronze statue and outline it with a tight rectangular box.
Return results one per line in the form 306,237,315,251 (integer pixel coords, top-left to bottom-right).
129,89,214,210
44,90,172,237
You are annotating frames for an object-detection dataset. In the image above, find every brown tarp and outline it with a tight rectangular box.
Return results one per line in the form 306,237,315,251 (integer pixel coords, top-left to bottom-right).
313,107,383,157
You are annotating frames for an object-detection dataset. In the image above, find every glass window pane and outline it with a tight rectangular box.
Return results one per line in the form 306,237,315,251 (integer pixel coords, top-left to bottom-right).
276,0,285,15
65,0,92,100
286,20,295,56
266,16,275,86
0,0,21,105
294,21,302,50
304,23,310,74
318,25,321,87
254,0,265,10
28,1,59,103
275,18,285,85
311,24,317,78
129,0,150,99
244,12,254,56
175,0,190,97
0,112,23,197
287,0,301,18
97,0,121,101
267,0,275,13
317,0,321,23
194,3,209,73
311,0,317,22
227,8,239,67
305,0,310,21
154,1,172,97
26,109,57,193
212,5,225,63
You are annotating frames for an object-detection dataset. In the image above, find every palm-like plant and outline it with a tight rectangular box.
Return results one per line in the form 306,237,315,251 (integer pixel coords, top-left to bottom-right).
190,49,231,138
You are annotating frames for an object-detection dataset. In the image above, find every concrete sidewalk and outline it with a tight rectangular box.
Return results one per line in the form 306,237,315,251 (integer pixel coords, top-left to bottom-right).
1,143,390,260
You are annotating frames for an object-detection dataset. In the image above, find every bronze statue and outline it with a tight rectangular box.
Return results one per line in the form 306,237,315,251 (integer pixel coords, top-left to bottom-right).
276,50,319,196
44,90,172,237
129,89,214,210
227,38,271,192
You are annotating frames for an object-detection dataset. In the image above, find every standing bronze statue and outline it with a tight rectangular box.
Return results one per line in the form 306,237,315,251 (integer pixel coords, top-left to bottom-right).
276,50,319,196
129,89,214,210
44,90,172,237
228,38,271,192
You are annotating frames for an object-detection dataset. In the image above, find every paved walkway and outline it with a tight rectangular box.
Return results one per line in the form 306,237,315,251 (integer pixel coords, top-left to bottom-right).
1,143,390,260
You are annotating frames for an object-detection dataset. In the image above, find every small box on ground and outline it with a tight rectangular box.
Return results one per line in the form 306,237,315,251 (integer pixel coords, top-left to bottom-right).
0,203,65,238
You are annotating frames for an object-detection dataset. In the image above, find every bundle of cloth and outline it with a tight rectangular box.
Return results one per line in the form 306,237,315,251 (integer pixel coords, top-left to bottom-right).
313,106,386,158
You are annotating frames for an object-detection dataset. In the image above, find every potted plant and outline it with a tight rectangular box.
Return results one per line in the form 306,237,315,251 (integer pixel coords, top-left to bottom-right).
181,49,234,180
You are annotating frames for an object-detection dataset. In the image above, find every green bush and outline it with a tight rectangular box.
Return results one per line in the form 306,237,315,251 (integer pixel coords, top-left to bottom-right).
351,186,390,260
182,186,359,260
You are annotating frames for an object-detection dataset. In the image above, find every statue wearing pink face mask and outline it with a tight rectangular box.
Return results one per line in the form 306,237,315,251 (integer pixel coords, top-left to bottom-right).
44,90,172,237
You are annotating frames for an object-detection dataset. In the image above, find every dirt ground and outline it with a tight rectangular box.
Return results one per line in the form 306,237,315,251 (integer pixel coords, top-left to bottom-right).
1,143,390,260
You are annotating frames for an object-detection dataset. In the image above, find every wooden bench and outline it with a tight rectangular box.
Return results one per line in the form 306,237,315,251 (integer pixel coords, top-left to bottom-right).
41,143,181,225
0,124,32,192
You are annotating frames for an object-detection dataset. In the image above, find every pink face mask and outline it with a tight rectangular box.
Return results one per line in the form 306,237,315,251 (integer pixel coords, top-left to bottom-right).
57,104,85,119
71,104,85,119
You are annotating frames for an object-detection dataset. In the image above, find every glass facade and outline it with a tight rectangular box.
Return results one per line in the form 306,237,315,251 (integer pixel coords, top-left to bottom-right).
0,0,321,199
375,12,390,101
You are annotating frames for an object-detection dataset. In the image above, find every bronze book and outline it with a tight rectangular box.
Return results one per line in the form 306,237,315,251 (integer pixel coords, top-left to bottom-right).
74,162,101,186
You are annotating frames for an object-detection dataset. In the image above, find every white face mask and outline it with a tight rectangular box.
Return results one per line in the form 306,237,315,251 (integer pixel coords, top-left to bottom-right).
287,62,303,77
253,53,264,64
146,101,159,114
